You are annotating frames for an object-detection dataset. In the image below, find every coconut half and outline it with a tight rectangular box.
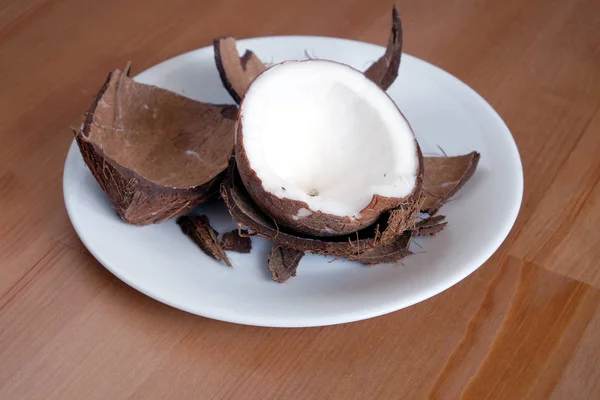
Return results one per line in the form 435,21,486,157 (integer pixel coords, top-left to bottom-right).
236,60,423,236
76,66,237,225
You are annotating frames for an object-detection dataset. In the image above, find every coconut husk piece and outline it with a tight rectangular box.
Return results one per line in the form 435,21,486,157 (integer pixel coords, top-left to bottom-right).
177,215,231,266
76,66,237,225
214,36,268,104
220,229,252,253
268,246,304,283
364,5,403,90
413,215,447,236
377,194,424,245
422,152,481,215
220,164,413,265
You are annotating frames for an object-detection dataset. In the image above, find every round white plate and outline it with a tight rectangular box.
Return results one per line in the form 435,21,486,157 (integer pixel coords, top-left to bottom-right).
63,36,523,327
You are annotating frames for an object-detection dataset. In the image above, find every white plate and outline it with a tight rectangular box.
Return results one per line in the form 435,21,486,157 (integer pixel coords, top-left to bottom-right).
63,36,523,327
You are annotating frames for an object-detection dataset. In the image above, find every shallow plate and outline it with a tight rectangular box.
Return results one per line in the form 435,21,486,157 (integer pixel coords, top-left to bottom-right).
63,36,523,327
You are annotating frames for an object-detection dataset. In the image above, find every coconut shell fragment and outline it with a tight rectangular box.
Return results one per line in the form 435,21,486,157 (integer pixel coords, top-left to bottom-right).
177,215,231,266
268,246,304,283
413,215,447,237
220,229,252,253
364,6,403,90
76,67,237,225
214,36,268,103
422,152,481,215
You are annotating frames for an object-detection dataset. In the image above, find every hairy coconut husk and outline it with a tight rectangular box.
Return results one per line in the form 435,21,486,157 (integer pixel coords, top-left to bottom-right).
377,193,424,245
422,152,481,215
235,110,425,237
220,229,252,253
414,215,447,236
268,246,304,283
364,5,403,90
221,163,413,264
76,66,237,225
214,36,267,104
177,215,231,266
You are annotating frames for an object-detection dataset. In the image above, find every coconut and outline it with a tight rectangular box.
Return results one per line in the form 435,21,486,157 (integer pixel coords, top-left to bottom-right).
268,246,304,283
421,151,481,215
235,59,423,237
213,36,267,104
177,215,231,266
76,66,237,225
214,6,402,102
364,5,403,90
220,229,252,253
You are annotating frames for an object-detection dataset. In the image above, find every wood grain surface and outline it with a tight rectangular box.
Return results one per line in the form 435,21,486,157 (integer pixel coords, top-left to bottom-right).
1,0,599,398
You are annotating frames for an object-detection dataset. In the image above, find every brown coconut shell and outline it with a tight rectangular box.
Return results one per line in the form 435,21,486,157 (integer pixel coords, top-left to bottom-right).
268,246,304,283
213,5,403,102
76,66,237,225
364,5,403,90
422,152,481,215
220,229,252,253
234,115,424,237
221,163,414,265
177,215,231,267
413,215,447,237
214,36,267,104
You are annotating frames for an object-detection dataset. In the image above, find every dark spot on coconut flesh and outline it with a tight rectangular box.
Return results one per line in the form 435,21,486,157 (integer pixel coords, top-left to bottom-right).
309,189,319,197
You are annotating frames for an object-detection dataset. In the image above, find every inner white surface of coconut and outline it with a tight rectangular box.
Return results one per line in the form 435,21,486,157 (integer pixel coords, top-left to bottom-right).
240,60,418,218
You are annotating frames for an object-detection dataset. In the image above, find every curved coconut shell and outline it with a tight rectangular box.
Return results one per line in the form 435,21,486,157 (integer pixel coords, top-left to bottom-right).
214,36,268,104
422,152,481,215
364,5,403,90
413,215,447,237
220,229,252,253
235,117,425,237
76,67,237,225
268,246,304,283
221,164,414,265
213,6,402,101
177,215,231,266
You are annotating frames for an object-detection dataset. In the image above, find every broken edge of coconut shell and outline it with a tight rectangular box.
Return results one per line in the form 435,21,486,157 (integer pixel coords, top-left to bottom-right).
220,229,252,253
76,66,237,225
221,162,413,265
364,5,403,90
422,152,481,215
177,215,231,266
268,246,304,283
214,36,268,104
413,215,447,236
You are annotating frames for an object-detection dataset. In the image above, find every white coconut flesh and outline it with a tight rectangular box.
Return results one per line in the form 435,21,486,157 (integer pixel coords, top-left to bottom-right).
239,60,419,219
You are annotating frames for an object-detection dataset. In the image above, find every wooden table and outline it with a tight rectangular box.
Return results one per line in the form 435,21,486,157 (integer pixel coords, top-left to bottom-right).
1,0,599,398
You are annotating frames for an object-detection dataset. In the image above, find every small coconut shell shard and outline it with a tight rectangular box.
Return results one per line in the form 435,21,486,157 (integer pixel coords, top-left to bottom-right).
214,36,267,104
76,66,237,225
422,152,481,215
268,246,304,283
220,229,252,253
177,215,231,266
413,215,447,237
364,5,403,90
